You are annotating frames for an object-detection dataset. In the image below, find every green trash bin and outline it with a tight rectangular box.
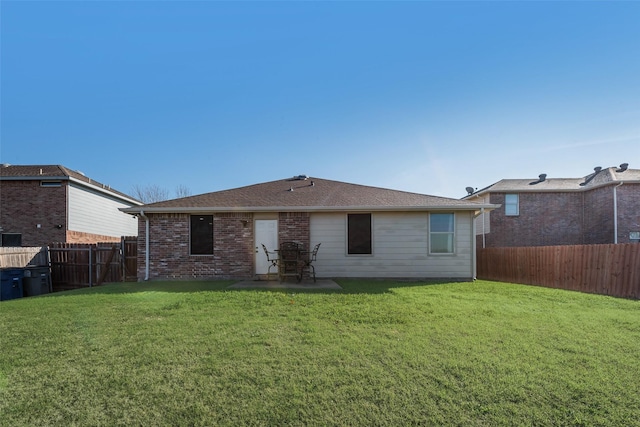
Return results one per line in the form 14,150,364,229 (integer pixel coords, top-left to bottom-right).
23,266,52,297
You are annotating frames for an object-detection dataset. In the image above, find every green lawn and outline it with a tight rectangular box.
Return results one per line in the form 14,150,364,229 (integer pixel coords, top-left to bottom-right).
1,279,639,426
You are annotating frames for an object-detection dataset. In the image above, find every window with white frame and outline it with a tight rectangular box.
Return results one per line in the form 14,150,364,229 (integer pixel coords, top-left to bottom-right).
430,213,454,254
505,194,519,216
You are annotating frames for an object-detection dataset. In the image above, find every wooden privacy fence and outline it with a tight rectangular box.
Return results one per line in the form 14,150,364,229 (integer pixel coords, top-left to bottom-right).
49,237,137,291
0,247,49,268
477,244,640,299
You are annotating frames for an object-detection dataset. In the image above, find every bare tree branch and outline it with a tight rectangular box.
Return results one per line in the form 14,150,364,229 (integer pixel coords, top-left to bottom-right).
131,184,171,204
175,184,192,199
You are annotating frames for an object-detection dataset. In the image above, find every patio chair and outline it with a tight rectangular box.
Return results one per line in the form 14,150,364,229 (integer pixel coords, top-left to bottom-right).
261,244,279,280
278,241,302,282
300,243,321,283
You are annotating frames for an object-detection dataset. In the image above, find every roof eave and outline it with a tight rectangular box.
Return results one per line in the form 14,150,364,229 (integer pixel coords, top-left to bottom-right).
67,177,143,205
466,179,640,197
0,174,142,205
0,175,69,181
121,204,499,215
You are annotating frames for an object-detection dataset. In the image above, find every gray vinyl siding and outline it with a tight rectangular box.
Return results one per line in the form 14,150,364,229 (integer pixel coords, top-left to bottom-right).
310,211,474,279
68,183,138,237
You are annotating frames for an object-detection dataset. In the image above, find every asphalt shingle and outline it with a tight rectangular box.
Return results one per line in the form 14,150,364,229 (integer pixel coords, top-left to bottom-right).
128,176,493,212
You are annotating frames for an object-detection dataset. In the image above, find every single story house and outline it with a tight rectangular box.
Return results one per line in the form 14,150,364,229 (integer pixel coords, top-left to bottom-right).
0,164,141,246
122,176,497,281
463,163,640,247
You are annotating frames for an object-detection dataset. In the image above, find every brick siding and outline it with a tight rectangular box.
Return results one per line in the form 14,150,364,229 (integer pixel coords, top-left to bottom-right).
615,184,640,243
66,230,120,244
583,186,614,244
483,183,640,247
138,211,312,281
278,212,310,249
138,212,255,280
0,180,67,246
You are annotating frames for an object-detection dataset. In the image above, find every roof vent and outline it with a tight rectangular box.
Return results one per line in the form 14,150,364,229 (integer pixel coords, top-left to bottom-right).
529,173,548,185
580,166,603,186
289,187,294,192
310,180,315,186
465,186,475,195
617,163,629,173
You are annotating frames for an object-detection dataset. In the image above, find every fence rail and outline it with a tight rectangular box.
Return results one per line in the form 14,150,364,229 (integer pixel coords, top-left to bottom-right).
477,244,640,299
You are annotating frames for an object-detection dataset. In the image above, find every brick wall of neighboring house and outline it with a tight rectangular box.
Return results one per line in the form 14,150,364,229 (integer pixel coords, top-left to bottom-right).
486,192,584,247
0,180,67,246
583,186,615,244
279,212,310,249
615,183,640,244
66,231,121,244
138,212,255,280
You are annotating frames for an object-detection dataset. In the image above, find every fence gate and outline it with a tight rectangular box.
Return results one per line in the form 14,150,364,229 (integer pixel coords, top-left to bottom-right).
49,237,138,292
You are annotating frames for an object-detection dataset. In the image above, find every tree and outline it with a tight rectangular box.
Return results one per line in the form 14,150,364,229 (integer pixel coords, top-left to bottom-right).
175,184,192,198
131,184,192,203
131,184,170,204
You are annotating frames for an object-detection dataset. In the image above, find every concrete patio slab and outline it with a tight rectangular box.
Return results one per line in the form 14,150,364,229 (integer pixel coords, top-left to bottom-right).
228,279,342,290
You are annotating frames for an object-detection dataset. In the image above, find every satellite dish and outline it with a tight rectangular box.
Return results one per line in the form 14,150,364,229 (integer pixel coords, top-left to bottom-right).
465,187,475,195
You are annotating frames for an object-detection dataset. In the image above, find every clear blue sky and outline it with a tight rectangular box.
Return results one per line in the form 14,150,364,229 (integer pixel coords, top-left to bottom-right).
2,1,639,199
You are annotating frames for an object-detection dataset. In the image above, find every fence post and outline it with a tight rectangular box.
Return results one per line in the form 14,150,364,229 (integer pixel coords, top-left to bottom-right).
120,236,125,282
88,246,93,288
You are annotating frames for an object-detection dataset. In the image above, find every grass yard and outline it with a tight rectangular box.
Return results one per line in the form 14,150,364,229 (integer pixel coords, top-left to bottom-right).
1,279,640,426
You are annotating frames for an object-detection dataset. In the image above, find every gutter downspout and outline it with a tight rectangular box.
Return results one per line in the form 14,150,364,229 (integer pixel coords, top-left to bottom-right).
481,207,486,249
613,182,623,244
472,208,487,280
139,210,150,281
472,211,477,280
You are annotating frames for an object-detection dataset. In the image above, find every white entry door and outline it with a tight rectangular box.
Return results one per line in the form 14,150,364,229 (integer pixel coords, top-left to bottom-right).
255,220,278,275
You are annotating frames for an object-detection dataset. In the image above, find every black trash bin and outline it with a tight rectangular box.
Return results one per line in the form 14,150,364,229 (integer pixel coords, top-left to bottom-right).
23,266,52,297
1,268,24,301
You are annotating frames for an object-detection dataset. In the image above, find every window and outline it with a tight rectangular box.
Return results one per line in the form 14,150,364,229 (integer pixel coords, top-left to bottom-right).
505,194,519,216
347,213,372,255
190,215,213,255
1,233,22,247
430,213,454,254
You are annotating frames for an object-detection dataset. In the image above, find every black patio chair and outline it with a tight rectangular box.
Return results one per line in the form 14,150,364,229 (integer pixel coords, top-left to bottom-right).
261,244,278,280
300,243,321,283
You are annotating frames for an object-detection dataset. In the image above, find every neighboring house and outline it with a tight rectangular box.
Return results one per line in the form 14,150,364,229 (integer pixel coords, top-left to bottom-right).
121,176,497,281
0,164,141,246
463,164,640,248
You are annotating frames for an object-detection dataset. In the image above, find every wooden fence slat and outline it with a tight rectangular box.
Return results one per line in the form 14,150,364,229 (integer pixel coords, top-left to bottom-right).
477,244,640,300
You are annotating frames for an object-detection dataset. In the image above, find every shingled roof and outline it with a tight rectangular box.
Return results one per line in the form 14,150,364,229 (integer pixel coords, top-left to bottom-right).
0,164,141,204
122,176,496,214
464,165,640,198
